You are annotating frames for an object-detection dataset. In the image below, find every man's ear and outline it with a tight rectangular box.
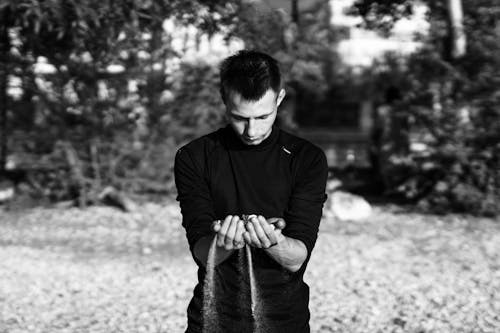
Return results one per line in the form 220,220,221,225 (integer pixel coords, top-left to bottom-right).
276,89,286,107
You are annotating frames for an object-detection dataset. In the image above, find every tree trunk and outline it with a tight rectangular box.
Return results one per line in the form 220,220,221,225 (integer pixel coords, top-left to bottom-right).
291,0,299,24
62,141,87,208
0,19,9,174
447,0,466,59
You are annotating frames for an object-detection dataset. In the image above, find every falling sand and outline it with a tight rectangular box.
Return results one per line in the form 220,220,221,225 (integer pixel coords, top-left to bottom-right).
246,244,266,333
203,230,269,332
202,236,218,333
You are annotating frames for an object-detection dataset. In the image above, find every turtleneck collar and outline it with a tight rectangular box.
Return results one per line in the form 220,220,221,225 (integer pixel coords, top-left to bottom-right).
221,124,279,151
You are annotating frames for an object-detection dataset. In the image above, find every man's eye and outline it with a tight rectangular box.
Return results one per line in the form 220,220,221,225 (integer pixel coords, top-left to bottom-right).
257,115,269,120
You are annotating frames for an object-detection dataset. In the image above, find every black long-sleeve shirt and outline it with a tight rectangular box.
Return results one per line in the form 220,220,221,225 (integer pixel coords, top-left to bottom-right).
175,124,328,333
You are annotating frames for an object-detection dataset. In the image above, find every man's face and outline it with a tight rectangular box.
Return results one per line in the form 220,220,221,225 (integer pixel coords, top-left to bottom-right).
225,88,286,146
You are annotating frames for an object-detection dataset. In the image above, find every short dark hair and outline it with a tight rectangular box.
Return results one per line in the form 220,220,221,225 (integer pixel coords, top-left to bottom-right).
219,50,281,104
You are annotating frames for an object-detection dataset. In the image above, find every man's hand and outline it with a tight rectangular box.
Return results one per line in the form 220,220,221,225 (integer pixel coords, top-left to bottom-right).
243,215,286,249
212,215,246,250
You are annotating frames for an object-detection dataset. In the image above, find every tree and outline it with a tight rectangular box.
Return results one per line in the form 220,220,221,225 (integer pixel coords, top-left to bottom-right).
0,0,239,202
350,0,500,215
447,0,466,58
0,0,237,154
0,12,7,173
229,0,344,129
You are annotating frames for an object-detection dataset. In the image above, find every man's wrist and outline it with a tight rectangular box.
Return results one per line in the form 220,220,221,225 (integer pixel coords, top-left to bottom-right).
267,234,286,248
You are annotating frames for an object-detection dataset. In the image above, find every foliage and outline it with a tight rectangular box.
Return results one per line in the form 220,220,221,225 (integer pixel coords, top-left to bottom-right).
348,0,416,36
161,62,226,140
352,0,500,215
229,1,345,130
2,0,235,134
0,0,239,203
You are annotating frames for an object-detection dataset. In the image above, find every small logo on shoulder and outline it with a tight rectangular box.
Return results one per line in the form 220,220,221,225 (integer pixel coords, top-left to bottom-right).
282,146,291,155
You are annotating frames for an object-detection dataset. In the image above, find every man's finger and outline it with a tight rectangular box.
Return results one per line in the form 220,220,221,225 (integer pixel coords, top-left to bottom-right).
212,220,222,232
246,222,262,248
257,215,278,247
252,216,272,248
217,215,232,247
224,216,239,249
259,217,278,245
267,217,286,230
233,220,245,249
243,231,252,245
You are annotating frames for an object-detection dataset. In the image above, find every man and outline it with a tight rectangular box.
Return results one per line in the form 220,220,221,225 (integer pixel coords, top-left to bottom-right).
175,50,328,333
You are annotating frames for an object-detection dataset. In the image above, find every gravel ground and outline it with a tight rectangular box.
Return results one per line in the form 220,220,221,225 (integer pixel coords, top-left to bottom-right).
0,201,499,333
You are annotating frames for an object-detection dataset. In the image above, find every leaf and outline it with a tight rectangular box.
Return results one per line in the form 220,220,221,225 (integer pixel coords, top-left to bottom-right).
0,1,12,11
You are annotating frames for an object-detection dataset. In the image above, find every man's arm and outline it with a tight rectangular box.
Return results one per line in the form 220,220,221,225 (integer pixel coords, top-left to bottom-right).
243,146,328,272
175,147,221,267
244,216,307,273
279,147,328,271
265,235,307,273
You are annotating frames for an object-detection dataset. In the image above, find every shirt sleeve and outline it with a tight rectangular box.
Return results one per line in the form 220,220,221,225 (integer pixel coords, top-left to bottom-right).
174,146,216,255
283,147,328,260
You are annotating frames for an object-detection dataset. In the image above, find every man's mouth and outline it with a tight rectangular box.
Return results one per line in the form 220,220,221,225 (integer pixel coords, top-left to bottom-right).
243,136,259,142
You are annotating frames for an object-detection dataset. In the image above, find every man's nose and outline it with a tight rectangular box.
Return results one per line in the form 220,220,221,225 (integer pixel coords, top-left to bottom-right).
246,119,257,137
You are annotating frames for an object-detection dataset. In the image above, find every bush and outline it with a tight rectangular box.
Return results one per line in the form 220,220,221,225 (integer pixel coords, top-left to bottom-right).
7,60,226,205
373,47,500,216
